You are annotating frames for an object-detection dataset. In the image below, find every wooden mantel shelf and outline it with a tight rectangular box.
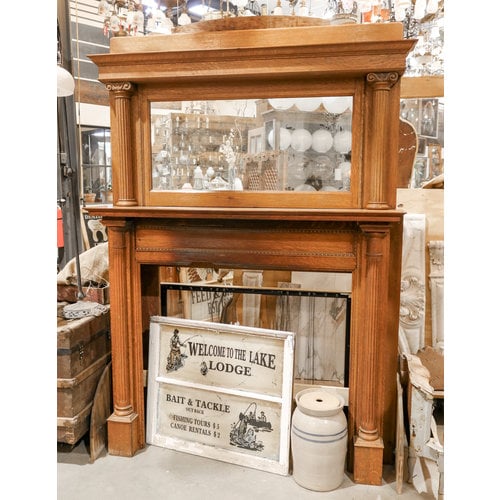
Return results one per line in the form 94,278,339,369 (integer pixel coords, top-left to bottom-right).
87,205,406,223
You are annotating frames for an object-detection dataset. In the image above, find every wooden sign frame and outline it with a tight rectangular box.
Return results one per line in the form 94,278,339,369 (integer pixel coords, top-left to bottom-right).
146,316,295,475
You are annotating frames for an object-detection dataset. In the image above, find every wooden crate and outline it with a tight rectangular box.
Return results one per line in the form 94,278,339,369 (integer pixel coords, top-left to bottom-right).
57,307,111,444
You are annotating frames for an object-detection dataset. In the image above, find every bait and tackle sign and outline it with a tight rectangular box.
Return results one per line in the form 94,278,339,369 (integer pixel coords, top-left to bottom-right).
146,316,295,475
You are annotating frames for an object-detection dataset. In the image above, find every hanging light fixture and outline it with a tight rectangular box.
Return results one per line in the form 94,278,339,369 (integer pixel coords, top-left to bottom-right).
57,36,74,97
57,66,75,97
99,1,193,35
272,0,283,15
298,0,308,17
98,0,147,36
146,6,174,33
177,0,192,25
233,0,249,16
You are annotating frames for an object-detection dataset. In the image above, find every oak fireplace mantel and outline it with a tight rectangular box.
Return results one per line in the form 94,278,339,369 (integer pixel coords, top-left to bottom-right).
88,20,415,485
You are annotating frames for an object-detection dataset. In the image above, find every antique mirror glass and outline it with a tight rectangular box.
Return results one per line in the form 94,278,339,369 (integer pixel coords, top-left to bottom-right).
150,97,353,193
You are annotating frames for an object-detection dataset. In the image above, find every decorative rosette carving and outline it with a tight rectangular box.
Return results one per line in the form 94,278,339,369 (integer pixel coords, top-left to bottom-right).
399,274,425,326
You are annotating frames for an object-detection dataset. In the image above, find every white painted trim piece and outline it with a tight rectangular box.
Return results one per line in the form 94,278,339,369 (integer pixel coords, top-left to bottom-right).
399,214,426,354
428,241,444,351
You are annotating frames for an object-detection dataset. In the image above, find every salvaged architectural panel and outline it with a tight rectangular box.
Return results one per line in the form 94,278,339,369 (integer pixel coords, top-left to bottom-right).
399,214,426,354
428,241,444,350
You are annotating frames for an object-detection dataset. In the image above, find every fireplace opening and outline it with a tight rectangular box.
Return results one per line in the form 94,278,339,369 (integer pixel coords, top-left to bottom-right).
158,267,352,392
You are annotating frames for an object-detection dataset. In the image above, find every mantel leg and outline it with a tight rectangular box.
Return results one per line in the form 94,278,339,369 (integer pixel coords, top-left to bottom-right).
351,225,391,485
106,221,142,456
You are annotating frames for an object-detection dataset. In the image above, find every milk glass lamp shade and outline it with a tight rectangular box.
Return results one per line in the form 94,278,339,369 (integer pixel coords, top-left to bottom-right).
291,129,313,152
322,96,351,114
295,97,322,112
273,0,283,15
268,127,292,150
332,130,352,154
311,129,333,153
57,66,75,97
178,9,192,26
268,98,294,110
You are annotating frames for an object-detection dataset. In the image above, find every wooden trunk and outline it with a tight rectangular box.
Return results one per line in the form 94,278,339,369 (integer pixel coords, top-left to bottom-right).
57,306,111,444
57,402,93,445
57,310,111,378
57,284,110,305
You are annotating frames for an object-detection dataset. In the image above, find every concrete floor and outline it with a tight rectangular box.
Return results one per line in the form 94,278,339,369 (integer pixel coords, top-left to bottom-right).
57,439,439,499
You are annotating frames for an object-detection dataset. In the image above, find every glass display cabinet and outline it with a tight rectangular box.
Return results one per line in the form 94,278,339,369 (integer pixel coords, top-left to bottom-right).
80,126,113,204
88,19,415,484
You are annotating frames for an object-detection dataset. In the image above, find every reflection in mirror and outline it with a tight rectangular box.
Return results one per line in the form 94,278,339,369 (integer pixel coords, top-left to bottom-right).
160,267,352,389
151,97,353,193
400,97,444,188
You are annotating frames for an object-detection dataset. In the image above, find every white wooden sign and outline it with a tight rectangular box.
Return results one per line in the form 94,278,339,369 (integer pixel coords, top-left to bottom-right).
146,316,295,475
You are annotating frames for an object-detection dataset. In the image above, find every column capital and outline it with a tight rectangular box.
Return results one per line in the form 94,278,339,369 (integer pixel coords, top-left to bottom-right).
106,81,136,94
366,72,400,90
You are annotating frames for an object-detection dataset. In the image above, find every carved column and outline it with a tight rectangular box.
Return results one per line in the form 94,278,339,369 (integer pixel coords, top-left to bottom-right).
106,220,141,456
428,240,444,350
106,82,138,206
365,72,400,210
353,224,390,485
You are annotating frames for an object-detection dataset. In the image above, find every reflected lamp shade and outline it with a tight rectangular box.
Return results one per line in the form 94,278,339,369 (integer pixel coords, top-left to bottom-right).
322,96,351,115
311,129,333,153
268,127,292,150
268,98,294,111
291,129,313,152
332,130,352,154
57,66,75,97
295,98,322,112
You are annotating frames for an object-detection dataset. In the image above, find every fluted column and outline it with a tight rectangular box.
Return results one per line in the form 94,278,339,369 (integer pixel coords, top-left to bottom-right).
358,227,386,440
106,219,141,456
106,82,138,206
353,224,390,484
365,72,399,210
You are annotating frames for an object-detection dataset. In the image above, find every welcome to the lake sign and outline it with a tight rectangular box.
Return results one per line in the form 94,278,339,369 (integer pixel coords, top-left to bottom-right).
146,316,295,475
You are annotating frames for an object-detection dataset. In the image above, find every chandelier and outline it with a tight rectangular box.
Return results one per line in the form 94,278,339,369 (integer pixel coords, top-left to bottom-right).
97,1,185,36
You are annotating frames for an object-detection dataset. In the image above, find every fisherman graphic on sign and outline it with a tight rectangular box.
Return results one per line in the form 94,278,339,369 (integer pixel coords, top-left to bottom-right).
229,402,272,451
166,329,187,372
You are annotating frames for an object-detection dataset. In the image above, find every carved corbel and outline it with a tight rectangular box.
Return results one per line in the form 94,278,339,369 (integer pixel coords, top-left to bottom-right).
365,72,400,210
106,81,138,207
